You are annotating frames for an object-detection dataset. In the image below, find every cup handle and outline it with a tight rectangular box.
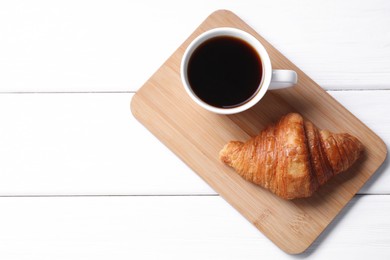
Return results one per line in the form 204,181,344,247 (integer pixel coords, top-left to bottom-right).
269,70,298,89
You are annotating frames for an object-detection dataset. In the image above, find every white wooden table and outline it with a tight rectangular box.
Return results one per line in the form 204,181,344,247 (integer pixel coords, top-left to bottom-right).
1,1,389,259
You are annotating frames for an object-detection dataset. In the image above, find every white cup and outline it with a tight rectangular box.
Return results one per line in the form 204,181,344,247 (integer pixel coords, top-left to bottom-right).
181,27,298,114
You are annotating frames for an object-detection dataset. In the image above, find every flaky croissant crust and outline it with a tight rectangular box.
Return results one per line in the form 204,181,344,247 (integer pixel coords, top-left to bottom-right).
220,113,363,199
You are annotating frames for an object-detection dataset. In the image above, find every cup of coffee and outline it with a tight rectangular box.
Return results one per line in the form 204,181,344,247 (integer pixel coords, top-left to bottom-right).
181,27,298,114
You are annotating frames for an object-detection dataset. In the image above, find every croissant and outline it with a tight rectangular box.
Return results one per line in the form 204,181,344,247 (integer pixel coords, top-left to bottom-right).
219,113,363,199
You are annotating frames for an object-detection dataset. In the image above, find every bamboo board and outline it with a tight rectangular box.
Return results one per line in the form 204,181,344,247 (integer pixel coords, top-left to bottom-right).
130,10,387,254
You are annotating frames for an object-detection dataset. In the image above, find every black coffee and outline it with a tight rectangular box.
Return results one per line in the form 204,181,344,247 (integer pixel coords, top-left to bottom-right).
187,36,262,108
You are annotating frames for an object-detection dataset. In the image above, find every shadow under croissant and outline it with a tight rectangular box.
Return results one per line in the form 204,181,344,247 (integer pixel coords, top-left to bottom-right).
298,150,368,205
357,147,389,193
289,150,371,256
296,147,389,256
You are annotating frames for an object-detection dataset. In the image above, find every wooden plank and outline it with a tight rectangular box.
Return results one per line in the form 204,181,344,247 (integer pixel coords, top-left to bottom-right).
0,195,389,259
0,1,389,92
0,91,388,196
130,10,387,253
0,93,212,195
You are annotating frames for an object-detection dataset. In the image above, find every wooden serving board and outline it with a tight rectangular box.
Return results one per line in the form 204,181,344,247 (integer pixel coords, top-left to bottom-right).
131,10,387,254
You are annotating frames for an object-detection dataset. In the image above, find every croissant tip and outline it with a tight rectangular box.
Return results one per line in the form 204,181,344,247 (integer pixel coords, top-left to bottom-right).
219,141,244,165
219,143,231,164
